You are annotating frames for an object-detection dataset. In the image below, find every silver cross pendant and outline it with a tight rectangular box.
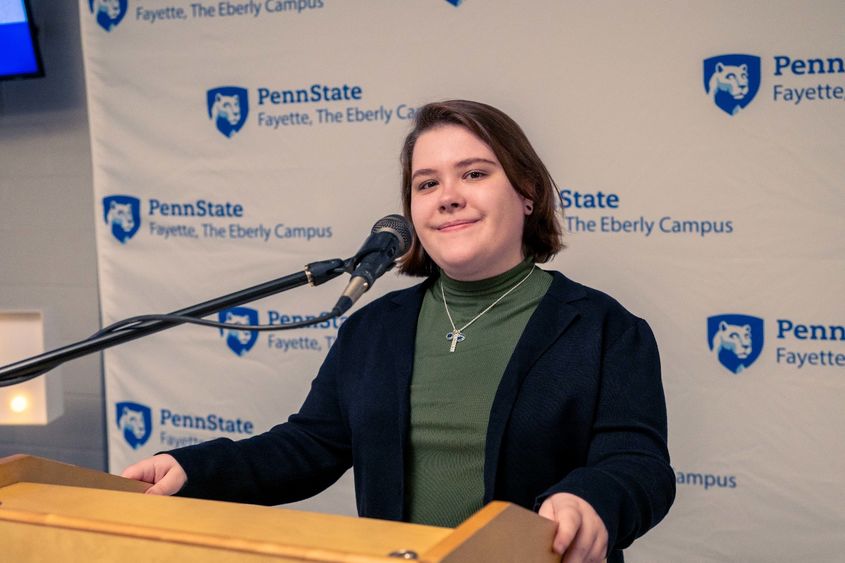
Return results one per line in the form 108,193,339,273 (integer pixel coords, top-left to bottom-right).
446,331,465,352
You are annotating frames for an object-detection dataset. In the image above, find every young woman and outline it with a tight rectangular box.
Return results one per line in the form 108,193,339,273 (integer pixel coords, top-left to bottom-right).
123,100,674,563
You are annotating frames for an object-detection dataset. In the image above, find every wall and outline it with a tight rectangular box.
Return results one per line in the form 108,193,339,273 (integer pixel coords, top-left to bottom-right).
0,0,104,470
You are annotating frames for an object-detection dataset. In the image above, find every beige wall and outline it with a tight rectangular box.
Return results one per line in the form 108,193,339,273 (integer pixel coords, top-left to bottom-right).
0,0,104,470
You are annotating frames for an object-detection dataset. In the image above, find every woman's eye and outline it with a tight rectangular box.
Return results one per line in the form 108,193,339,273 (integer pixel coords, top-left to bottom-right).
417,180,437,191
465,170,486,180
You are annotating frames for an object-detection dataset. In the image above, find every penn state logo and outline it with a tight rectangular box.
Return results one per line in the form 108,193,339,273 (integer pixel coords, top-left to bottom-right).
207,87,249,138
103,195,141,244
116,401,152,449
88,0,128,32
707,314,765,374
445,0,463,5
219,307,259,356
704,54,761,116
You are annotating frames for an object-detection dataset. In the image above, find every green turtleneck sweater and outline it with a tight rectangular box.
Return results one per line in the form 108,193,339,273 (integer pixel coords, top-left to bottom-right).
405,260,553,527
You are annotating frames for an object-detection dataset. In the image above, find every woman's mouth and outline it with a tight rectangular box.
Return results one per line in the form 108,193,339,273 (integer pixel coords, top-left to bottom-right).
437,219,478,232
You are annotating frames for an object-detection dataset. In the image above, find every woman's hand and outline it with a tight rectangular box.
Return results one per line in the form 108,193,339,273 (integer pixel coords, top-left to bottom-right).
539,492,608,562
121,453,187,496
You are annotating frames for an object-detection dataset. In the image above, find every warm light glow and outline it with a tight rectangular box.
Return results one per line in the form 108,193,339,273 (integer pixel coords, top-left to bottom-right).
10,395,29,413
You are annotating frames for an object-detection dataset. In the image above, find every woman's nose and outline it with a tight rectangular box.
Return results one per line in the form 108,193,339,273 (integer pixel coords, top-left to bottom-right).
438,180,465,211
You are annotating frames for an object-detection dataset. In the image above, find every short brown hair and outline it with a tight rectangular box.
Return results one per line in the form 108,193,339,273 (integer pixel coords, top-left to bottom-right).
398,99,564,277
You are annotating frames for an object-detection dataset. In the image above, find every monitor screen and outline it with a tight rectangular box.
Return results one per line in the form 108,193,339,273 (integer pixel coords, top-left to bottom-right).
0,0,44,80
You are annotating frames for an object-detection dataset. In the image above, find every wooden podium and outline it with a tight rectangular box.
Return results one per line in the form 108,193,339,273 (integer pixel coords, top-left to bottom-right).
0,455,559,562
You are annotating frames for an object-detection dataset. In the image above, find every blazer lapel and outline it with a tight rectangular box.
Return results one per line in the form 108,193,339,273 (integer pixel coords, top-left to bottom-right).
384,281,429,519
483,272,586,502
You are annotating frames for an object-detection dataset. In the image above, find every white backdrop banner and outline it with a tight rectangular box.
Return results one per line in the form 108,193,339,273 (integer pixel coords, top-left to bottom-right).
80,1,844,560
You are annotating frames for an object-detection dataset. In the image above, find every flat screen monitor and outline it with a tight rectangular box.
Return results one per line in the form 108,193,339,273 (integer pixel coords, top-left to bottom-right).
0,0,44,81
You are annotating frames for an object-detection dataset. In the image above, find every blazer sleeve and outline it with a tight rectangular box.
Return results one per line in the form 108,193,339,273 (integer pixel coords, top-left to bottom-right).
168,326,353,506
536,317,675,553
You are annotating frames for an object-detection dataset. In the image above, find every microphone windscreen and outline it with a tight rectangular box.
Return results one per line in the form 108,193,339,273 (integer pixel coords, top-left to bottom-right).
371,214,413,255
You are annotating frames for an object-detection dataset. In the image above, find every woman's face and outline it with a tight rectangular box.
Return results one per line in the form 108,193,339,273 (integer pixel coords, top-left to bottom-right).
410,124,531,281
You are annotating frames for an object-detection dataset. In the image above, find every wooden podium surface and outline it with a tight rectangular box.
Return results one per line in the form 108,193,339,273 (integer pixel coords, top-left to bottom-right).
0,455,559,562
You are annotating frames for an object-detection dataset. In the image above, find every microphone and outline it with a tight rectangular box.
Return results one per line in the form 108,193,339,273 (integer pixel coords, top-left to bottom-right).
334,214,413,315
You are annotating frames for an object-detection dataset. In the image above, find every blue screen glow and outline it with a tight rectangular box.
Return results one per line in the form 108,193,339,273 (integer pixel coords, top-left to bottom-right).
0,0,42,78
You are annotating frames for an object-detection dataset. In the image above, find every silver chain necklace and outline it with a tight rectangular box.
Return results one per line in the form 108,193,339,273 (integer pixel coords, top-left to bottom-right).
441,264,536,352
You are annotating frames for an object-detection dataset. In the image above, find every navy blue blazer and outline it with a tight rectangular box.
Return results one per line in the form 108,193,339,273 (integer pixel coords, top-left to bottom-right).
172,271,675,560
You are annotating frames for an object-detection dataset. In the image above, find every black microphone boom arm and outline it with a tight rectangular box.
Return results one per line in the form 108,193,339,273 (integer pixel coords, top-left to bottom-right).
0,258,348,387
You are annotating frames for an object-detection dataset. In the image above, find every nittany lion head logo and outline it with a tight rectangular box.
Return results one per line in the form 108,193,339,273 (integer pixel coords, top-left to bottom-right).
445,0,463,5
103,195,141,244
88,0,128,32
219,307,259,356
207,87,249,138
704,54,761,116
116,401,152,449
708,314,764,374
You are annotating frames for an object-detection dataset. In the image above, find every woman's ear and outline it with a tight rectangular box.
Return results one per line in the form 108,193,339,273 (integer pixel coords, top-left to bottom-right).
524,199,534,215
